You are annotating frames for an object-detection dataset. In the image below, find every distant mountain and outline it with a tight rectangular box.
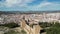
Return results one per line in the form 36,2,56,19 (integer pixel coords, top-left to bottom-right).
0,11,60,14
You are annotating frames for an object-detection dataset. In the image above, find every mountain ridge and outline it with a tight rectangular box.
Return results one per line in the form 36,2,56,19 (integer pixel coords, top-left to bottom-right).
0,11,60,14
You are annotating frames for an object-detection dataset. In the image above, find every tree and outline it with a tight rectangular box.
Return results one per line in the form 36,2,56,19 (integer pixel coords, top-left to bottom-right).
0,22,20,28
39,22,53,28
46,23,60,34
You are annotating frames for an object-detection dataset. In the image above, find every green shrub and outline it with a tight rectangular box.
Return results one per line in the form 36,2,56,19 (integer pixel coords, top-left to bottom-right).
39,22,53,28
4,30,20,34
0,22,20,28
46,23,60,34
21,30,27,34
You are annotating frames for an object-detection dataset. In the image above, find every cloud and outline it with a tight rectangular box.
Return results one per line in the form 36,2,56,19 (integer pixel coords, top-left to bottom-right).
0,0,60,11
36,2,52,8
27,1,52,10
4,0,34,7
28,0,60,11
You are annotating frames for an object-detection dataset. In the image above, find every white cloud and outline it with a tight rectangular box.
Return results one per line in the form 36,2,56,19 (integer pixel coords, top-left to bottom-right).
0,0,60,11
4,0,34,7
32,0,52,8
1,0,54,8
36,2,52,8
28,1,52,10
28,0,60,11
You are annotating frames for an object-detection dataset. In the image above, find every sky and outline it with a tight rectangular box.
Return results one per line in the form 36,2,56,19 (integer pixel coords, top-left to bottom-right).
0,0,60,11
